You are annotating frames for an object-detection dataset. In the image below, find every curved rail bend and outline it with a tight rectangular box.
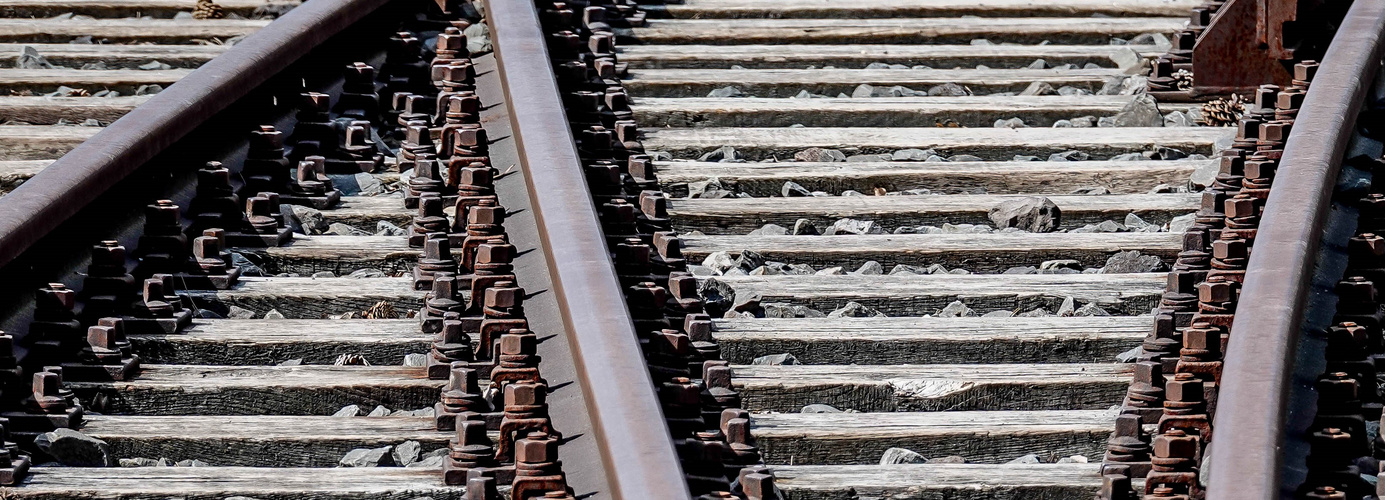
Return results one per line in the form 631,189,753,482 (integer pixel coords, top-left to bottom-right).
1207,0,1385,497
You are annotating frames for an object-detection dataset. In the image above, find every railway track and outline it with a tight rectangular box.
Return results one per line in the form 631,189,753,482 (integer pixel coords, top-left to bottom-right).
0,0,1370,499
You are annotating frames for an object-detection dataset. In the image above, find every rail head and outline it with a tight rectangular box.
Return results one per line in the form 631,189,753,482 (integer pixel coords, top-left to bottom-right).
484,0,692,498
1207,0,1385,497
0,0,393,269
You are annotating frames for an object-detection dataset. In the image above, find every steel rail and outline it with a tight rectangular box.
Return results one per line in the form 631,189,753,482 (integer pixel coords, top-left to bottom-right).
1206,0,1385,497
484,0,692,498
0,0,392,269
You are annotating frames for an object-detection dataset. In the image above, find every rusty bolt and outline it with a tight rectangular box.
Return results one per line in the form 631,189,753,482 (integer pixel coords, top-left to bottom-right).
475,243,515,265
515,432,559,464
500,331,537,356
1337,276,1377,303
1259,121,1291,142
1223,195,1257,219
1198,276,1236,304
1211,239,1247,261
504,382,546,406
1152,429,1198,458
1165,373,1204,403
485,284,522,309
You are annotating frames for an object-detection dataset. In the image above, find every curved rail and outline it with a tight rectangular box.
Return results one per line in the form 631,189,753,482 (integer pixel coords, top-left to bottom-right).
1206,0,1385,497
0,0,391,269
485,0,692,498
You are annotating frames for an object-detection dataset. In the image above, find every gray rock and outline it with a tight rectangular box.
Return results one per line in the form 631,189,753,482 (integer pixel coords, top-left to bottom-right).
340,446,395,467
1075,303,1111,316
801,404,843,413
326,223,371,236
1048,150,1089,162
815,266,845,275
1057,86,1092,96
1070,116,1097,128
1040,259,1082,272
1003,266,1037,275
825,218,884,235
333,404,363,417
1057,296,1077,316
1070,186,1110,195
795,147,847,162
888,264,926,275
900,188,932,195
828,301,886,318
1098,76,1128,95
1019,82,1055,96
687,265,717,277
701,252,736,273
988,197,1061,232
1098,116,1117,127
407,449,448,468
278,358,302,366
1164,111,1195,127
1052,120,1073,128
402,353,427,366
1007,454,1042,464
733,250,767,273
950,154,985,162
891,148,934,161
841,190,865,197
376,221,407,236
994,117,1026,128
785,264,816,275
698,146,741,163
1129,33,1169,45
1169,213,1196,233
463,22,490,54
792,219,820,235
748,223,789,236
226,305,257,319
262,309,286,319
982,310,1014,318
1114,94,1162,127
752,353,799,365
1115,346,1144,363
284,204,326,234
229,252,264,276
763,303,826,318
851,84,876,98
927,82,970,96
937,300,976,317
699,278,736,316
35,429,109,466
855,261,884,275
348,268,386,278
931,455,968,464
688,177,731,199
731,291,763,313
880,447,928,465
135,84,164,96
1017,307,1051,317
782,181,812,197
1102,250,1166,274
1150,146,1187,161
119,458,162,467
17,46,59,69
847,154,892,162
1057,455,1089,464
175,459,209,467
1112,153,1146,161
1094,220,1127,232
1110,47,1144,72
707,85,745,98
354,172,383,195
393,440,422,466
311,271,336,278
367,405,391,417
138,60,172,70
970,39,992,45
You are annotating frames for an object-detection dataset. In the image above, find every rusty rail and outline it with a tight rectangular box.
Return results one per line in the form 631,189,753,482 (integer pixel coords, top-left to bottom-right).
0,0,392,269
1206,0,1385,497
484,0,692,498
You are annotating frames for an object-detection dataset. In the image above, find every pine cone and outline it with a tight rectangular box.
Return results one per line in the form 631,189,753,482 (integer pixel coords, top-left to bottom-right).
1172,69,1194,92
1201,94,1245,127
193,0,226,19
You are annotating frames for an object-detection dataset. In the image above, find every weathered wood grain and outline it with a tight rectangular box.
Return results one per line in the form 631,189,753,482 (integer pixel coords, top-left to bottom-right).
0,0,297,18
712,316,1148,364
706,273,1165,315
623,17,1186,45
235,235,420,276
682,231,1181,271
0,43,225,68
84,415,449,467
0,19,268,43
0,467,463,500
183,277,424,319
0,68,188,95
670,193,1199,233
642,126,1229,160
67,364,445,415
0,96,146,124
0,124,96,160
634,96,1194,128
772,463,1102,500
732,363,1130,412
619,44,1157,70
655,158,1207,196
650,0,1198,19
324,195,412,232
752,409,1115,464
625,67,1128,97
129,319,428,365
